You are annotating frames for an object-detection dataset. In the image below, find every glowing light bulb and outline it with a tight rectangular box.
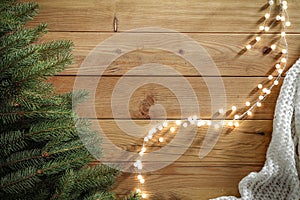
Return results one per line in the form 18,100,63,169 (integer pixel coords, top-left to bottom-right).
206,121,212,126
259,95,264,100
246,101,251,106
246,44,251,50
142,193,147,199
136,189,141,193
197,120,204,127
137,161,142,169
259,26,265,31
271,44,276,50
136,160,141,165
269,0,274,5
266,89,271,94
170,127,175,133
276,15,281,21
258,84,263,89
218,108,224,114
281,57,287,63
141,147,146,153
228,121,233,126
144,137,149,142
282,49,287,54
234,122,239,127
151,128,157,134
140,178,145,184
278,69,283,74
265,13,270,19
247,111,252,116
257,102,262,107
158,137,164,142
139,151,144,156
137,175,143,180
189,116,196,124
163,121,168,127
275,64,281,69
264,26,270,32
281,32,286,37
255,36,261,42
285,21,291,26
283,5,288,10
282,0,287,5
214,124,220,129
175,120,182,125
234,115,239,120
262,88,267,93
281,16,286,21
231,106,237,111
183,122,188,128
274,80,279,85
268,75,273,80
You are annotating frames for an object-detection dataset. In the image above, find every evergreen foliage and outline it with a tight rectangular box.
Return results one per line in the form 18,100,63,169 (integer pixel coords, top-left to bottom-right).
0,1,139,199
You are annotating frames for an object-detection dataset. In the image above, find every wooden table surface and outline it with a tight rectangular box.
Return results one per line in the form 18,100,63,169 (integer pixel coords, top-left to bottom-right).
25,0,300,199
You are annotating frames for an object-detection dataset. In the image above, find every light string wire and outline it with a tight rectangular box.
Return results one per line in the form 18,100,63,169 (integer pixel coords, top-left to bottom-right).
133,0,291,198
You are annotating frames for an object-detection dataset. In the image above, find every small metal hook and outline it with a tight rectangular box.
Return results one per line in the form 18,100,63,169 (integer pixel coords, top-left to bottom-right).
113,15,118,32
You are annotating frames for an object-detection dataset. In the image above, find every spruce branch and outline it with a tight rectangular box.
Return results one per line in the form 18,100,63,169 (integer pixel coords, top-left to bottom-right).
0,109,73,125
50,169,75,200
123,193,141,200
83,191,116,200
1,149,44,170
41,149,92,175
0,166,40,193
43,139,86,157
19,51,73,82
0,23,47,54
0,1,136,199
0,1,39,35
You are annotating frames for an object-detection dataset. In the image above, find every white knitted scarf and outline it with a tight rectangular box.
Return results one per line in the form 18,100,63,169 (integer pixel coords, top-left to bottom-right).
215,58,300,200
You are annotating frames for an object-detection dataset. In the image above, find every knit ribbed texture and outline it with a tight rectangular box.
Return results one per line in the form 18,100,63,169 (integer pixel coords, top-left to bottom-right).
214,58,300,200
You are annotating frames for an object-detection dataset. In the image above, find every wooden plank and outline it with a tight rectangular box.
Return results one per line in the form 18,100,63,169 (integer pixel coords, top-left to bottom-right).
20,1,283,199
89,120,271,165
40,32,300,76
25,0,300,33
115,0,300,33
24,0,115,32
94,119,270,198
85,120,270,198
89,119,271,198
49,76,281,119
114,173,245,198
117,188,240,200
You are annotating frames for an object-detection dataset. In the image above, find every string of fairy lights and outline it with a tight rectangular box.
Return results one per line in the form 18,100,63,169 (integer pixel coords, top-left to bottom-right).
133,0,291,198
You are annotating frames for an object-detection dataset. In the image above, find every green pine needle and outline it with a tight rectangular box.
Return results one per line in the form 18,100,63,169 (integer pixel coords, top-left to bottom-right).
0,1,138,199
0,166,40,193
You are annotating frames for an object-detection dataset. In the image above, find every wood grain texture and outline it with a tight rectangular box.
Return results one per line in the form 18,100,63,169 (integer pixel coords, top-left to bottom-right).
24,0,115,32
25,0,300,33
91,120,272,165
25,0,300,199
92,119,271,198
115,0,300,33
41,33,300,76
114,172,247,199
49,76,281,119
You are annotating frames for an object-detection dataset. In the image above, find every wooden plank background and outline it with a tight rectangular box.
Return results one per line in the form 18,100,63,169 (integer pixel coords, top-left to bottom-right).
25,0,300,199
